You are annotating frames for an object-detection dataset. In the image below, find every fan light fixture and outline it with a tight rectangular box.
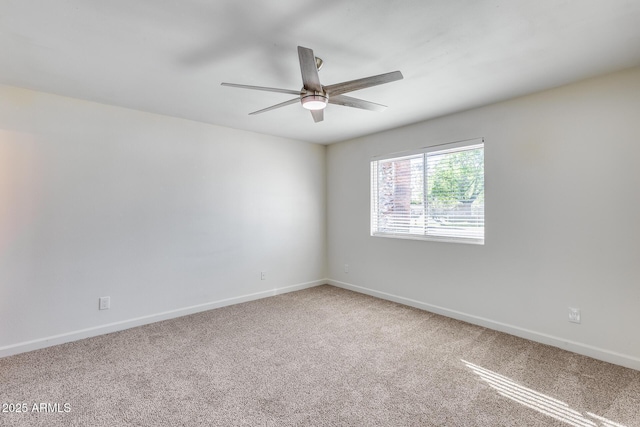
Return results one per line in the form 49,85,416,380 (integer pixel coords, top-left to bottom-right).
301,94,328,110
221,46,403,123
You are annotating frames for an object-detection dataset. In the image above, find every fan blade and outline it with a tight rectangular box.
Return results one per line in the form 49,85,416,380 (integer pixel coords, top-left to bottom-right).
298,46,322,92
221,82,302,96
324,71,403,96
310,109,324,123
249,98,300,115
329,94,387,112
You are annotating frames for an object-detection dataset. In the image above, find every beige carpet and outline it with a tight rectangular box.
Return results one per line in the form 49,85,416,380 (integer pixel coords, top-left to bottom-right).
1,285,639,426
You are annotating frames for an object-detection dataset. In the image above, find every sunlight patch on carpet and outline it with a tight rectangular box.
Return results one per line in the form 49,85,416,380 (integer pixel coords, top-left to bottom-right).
462,359,626,427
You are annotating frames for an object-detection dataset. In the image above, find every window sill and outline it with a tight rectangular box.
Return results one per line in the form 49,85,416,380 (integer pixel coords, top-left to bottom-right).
371,232,484,245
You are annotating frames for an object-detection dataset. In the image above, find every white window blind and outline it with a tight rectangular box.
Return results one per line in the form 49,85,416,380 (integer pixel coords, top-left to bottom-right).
371,139,484,244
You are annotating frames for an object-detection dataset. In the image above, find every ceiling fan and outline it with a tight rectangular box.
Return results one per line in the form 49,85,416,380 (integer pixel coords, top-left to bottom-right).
221,46,403,123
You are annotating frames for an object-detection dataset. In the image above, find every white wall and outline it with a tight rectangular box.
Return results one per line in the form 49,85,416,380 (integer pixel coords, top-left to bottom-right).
3,68,639,370
0,85,326,356
327,67,640,370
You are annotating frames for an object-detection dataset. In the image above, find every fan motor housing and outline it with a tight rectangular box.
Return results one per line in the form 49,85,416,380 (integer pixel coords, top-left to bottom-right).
301,91,328,110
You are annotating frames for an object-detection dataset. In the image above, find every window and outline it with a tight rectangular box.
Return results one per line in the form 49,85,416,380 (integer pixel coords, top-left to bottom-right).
371,138,484,244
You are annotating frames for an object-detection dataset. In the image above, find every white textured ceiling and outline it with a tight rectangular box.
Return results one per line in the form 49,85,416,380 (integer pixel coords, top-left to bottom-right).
1,0,640,144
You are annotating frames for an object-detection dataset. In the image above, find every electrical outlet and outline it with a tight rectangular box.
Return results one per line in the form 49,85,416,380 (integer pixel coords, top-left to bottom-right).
344,264,349,273
261,271,266,280
99,296,110,310
568,307,581,324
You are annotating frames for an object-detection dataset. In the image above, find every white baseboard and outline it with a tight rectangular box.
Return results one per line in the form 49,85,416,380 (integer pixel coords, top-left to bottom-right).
0,279,327,359
328,279,640,372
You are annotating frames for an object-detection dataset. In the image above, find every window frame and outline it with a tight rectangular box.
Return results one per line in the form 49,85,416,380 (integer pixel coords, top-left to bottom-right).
370,138,485,245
